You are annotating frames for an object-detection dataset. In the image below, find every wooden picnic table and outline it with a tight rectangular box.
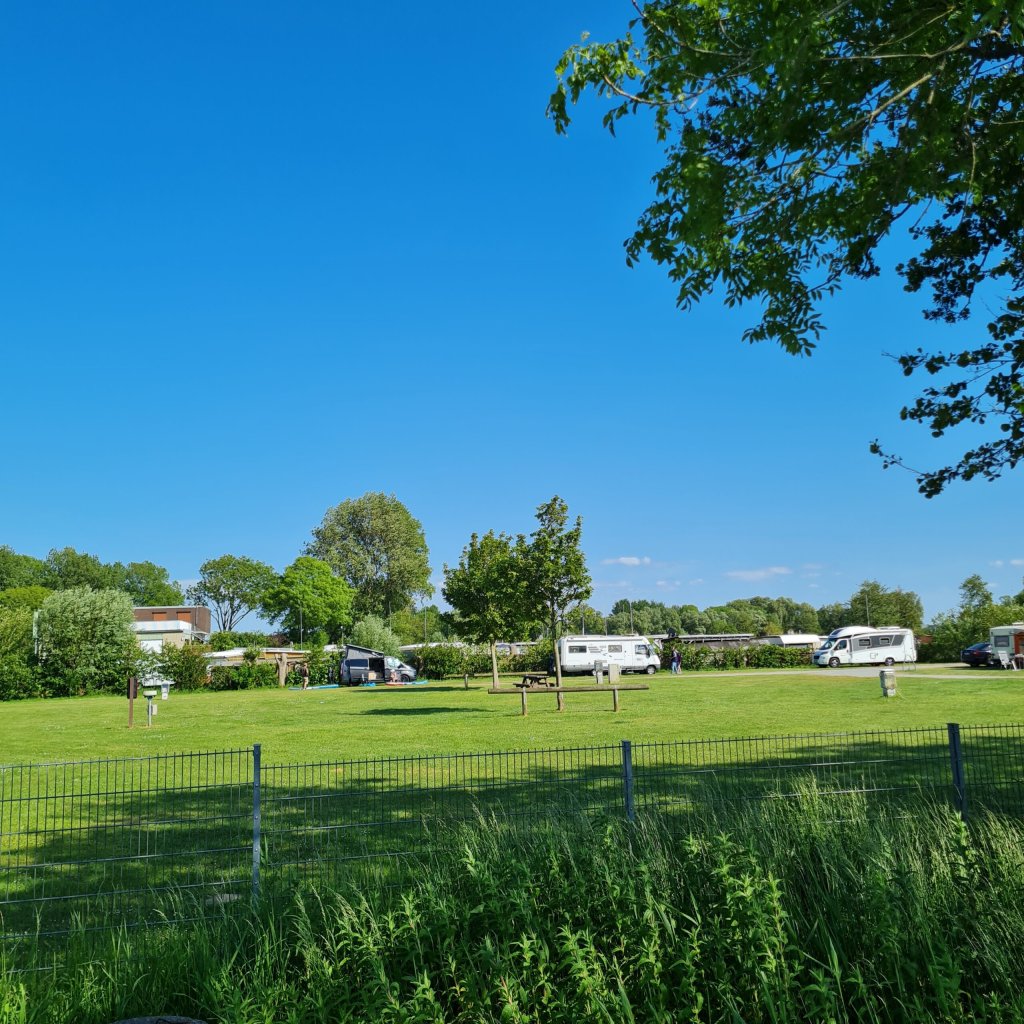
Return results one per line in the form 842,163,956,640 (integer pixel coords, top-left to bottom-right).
489,682,649,715
516,673,554,688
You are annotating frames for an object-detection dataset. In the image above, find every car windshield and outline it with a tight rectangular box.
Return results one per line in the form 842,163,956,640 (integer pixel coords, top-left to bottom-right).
820,639,834,650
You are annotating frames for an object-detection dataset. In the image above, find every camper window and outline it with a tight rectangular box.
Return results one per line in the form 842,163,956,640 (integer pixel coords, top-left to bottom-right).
568,645,587,654
858,638,871,648
994,636,1010,647
635,644,648,655
878,637,892,646
608,644,622,653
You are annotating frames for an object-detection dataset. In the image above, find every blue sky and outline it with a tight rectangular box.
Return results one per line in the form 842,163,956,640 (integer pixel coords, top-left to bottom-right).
2,1,1021,624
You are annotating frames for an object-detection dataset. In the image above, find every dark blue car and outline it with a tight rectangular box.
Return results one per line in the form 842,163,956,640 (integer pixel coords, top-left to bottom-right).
961,642,993,667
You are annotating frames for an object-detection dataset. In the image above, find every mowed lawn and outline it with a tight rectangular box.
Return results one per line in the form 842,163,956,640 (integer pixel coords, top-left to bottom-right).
2,666,1023,765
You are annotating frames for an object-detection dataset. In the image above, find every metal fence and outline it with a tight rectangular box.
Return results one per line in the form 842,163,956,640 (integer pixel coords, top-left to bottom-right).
2,722,1022,942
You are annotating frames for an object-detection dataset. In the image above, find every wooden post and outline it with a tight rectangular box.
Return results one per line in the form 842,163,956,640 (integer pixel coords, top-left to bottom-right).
521,687,528,717
463,673,469,690
557,689,565,712
612,687,620,712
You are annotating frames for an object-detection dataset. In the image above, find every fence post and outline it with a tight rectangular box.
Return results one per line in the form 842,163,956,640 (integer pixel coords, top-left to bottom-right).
252,743,262,901
621,740,635,822
947,723,967,821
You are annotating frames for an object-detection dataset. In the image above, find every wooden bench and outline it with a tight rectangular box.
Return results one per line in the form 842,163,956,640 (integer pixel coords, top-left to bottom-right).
488,683,649,716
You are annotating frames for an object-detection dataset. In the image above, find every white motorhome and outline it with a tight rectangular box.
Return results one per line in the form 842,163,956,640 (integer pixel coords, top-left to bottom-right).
988,623,1024,667
555,635,660,675
812,626,917,667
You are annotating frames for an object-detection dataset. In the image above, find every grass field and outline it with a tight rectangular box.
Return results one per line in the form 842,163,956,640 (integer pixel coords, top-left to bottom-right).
2,665,1022,765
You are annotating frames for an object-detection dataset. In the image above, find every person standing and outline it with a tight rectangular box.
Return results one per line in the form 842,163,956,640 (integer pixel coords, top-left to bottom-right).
671,648,681,674
299,662,310,689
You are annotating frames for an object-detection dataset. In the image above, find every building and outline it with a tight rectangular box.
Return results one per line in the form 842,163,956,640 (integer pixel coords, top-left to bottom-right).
131,606,211,653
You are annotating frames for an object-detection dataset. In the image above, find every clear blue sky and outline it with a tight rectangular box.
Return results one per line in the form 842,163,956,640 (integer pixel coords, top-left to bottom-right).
2,1,1021,624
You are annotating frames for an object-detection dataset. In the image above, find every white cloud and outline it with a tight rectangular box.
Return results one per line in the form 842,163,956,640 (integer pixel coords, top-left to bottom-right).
724,566,793,582
688,578,704,586
593,579,634,590
655,579,681,589
1011,559,1024,567
991,560,1005,568
601,556,652,567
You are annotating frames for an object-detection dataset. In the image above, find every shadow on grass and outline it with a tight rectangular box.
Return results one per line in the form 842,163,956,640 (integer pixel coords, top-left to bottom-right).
2,725,1022,947
361,707,481,717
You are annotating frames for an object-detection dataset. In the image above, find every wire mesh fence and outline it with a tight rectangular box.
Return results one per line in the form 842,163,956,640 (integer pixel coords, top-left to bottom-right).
2,723,1022,943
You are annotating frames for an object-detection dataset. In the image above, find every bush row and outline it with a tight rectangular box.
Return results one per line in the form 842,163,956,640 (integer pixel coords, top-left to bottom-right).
666,643,812,671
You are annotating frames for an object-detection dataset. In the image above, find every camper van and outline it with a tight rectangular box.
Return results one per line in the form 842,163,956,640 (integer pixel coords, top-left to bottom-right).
555,635,661,675
812,626,917,667
988,623,1024,667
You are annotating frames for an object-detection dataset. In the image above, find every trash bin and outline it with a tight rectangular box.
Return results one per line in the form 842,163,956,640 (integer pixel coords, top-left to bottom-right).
608,663,621,683
879,669,896,697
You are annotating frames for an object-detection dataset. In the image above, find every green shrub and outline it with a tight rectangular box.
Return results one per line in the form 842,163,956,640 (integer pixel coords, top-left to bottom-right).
208,662,278,691
208,630,271,651
0,656,43,700
158,642,211,691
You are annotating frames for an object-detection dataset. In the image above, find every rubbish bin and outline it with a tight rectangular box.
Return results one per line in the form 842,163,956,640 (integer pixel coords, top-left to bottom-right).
608,663,621,684
879,669,896,697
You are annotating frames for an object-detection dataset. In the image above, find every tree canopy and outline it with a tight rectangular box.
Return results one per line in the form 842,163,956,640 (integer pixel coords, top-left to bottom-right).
186,555,277,632
443,531,535,685
308,493,432,618
523,497,592,683
261,556,355,643
551,2,1024,495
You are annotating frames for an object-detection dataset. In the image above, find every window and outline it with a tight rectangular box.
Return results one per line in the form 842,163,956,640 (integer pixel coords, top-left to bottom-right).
995,636,1010,647
635,644,648,655
858,638,871,648
568,645,587,654
608,644,623,653
878,636,892,646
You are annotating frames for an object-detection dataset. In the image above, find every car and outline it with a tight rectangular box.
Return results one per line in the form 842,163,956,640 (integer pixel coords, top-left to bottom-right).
961,641,993,667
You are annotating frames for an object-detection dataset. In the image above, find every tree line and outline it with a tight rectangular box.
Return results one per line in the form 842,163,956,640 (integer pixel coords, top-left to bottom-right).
3,488,1023,699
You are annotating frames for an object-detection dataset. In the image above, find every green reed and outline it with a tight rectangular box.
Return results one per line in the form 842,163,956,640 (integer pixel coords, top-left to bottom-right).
3,785,1024,1023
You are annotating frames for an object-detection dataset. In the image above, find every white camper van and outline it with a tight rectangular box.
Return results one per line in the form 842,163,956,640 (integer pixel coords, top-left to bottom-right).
555,635,660,675
812,626,917,667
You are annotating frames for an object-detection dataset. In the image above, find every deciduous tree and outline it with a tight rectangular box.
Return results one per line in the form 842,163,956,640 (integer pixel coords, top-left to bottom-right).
186,555,277,631
443,531,534,687
551,2,1024,495
523,497,592,685
308,493,432,617
262,556,355,643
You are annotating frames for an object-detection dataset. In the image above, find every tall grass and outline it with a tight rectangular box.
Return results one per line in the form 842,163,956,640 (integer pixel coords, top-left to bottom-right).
3,787,1024,1023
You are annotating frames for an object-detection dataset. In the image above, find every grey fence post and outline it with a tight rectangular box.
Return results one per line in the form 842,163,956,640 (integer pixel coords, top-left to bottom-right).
252,743,262,901
621,740,635,822
947,723,967,821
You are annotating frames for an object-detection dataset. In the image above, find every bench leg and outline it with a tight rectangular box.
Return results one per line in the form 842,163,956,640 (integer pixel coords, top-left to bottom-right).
612,687,620,712
557,690,565,712
521,688,528,717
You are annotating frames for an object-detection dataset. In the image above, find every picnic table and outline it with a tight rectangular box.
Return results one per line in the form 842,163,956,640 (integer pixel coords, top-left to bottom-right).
516,673,555,688
489,682,649,715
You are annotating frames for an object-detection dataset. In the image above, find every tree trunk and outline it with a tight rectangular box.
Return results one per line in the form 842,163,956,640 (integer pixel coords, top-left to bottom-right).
489,640,499,689
551,609,563,686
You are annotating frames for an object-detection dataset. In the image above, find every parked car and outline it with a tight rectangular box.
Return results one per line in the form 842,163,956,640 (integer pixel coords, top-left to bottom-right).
961,641,993,667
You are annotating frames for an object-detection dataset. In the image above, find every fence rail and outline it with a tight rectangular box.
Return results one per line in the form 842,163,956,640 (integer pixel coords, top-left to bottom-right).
2,723,1022,941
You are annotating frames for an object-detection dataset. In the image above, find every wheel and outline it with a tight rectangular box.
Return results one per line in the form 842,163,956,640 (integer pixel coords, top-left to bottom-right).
401,674,413,683
828,657,841,668
646,664,657,675
884,657,895,667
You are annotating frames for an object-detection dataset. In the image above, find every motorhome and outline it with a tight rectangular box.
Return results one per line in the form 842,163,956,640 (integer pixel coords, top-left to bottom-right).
812,626,917,667
988,623,1024,667
555,635,660,675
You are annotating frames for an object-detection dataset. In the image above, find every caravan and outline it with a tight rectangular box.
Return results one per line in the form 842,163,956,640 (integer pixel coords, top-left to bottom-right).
555,635,660,675
812,626,917,667
988,623,1024,668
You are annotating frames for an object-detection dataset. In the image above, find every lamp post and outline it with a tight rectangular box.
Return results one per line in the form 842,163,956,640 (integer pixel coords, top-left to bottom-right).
628,599,634,634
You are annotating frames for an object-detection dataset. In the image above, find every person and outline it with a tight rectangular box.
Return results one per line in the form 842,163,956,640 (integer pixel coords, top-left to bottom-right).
671,648,681,674
299,662,309,690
